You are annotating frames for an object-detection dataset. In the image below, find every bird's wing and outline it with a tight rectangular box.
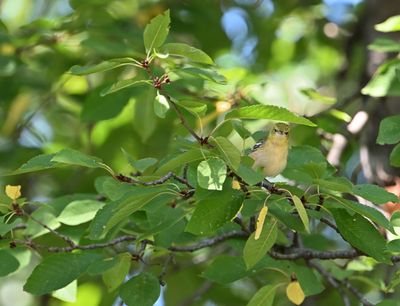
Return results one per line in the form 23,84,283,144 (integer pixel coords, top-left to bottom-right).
251,140,265,152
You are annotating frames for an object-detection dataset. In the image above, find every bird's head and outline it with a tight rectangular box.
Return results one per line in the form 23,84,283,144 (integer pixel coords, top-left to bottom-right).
270,123,290,137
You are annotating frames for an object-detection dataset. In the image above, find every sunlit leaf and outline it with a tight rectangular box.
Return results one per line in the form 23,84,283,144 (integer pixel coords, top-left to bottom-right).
70,58,137,75
375,15,400,32
226,105,316,127
197,158,227,190
143,10,170,52
292,195,310,233
161,43,213,64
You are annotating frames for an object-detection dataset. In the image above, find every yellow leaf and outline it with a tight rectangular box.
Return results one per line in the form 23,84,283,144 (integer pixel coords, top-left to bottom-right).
255,206,268,240
5,185,21,200
286,281,305,305
232,179,241,190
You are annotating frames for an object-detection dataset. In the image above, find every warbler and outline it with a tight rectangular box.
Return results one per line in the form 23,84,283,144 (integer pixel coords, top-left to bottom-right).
249,123,290,177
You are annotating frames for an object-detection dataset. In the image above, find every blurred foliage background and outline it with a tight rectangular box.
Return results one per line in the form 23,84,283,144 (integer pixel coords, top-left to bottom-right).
1,0,400,305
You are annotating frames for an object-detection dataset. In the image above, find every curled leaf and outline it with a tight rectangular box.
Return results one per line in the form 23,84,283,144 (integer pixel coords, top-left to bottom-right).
5,185,21,200
255,206,268,240
286,281,305,305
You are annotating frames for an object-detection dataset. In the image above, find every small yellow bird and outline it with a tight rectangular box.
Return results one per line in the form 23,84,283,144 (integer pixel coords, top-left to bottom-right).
249,123,290,177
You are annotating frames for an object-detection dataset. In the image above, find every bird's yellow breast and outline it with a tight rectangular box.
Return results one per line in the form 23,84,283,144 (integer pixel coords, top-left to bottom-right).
250,135,289,177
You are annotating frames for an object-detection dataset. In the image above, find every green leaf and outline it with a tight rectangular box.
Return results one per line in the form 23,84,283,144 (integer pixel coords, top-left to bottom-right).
211,136,241,170
119,273,160,306
179,67,227,84
247,285,277,306
314,177,353,193
101,79,151,96
0,250,20,277
51,149,110,172
292,195,310,233
368,38,400,52
0,216,22,235
69,58,137,75
154,92,170,118
330,209,391,263
387,239,400,253
95,176,132,201
375,15,400,32
175,100,207,115
143,10,170,52
226,105,316,127
300,88,336,105
102,253,131,292
133,87,157,142
390,143,400,167
7,153,59,175
197,158,227,190
361,59,400,97
185,189,243,235
87,257,119,276
377,115,400,145
377,300,398,306
235,156,265,186
81,87,130,123
24,253,101,295
328,197,393,233
353,184,399,204
243,218,278,269
293,264,325,296
155,149,211,175
202,256,248,284
127,156,158,173
161,43,213,64
58,200,105,225
89,186,170,239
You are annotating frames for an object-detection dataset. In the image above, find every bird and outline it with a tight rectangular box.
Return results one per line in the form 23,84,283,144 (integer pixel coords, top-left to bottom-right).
249,123,290,177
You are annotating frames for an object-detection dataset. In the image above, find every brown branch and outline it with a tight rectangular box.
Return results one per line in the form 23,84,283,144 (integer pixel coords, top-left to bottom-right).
309,261,351,306
15,235,137,252
168,98,207,145
269,248,362,260
167,230,248,252
26,212,76,247
310,261,373,306
116,171,194,189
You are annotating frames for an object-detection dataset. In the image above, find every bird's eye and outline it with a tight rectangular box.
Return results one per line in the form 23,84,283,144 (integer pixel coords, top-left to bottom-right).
285,131,288,135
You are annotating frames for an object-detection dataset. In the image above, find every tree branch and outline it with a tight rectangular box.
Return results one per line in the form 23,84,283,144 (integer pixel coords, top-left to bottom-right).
309,261,373,306
168,97,209,146
167,230,248,252
115,171,194,190
14,235,136,252
269,248,362,260
26,212,76,247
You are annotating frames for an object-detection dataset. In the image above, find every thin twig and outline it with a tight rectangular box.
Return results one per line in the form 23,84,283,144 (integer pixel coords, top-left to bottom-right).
167,230,248,252
116,171,194,189
14,235,136,252
309,261,351,306
320,218,339,233
168,98,207,145
269,248,362,260
26,212,76,247
310,261,373,306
